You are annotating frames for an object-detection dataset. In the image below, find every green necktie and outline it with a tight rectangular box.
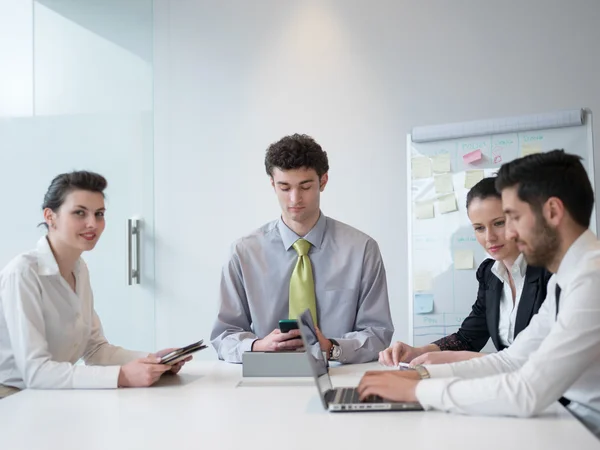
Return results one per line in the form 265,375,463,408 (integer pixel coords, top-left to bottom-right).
289,238,318,326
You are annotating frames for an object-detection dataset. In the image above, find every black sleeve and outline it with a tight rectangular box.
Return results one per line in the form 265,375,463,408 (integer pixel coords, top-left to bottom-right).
432,259,494,352
432,332,473,351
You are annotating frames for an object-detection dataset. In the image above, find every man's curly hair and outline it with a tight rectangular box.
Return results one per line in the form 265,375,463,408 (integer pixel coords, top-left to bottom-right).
265,134,329,178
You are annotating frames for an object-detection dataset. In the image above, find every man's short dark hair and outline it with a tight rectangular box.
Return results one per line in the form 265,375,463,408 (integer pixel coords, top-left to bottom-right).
495,149,594,228
265,134,329,178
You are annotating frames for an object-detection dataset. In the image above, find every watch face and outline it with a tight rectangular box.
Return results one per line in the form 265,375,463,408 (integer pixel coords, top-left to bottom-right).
332,346,341,359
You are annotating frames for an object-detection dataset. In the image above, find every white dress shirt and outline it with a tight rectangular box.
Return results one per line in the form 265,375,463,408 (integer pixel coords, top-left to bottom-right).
416,230,600,437
491,254,527,347
0,237,146,390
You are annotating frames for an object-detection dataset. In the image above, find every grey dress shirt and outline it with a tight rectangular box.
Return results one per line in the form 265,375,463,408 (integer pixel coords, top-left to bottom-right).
210,213,394,363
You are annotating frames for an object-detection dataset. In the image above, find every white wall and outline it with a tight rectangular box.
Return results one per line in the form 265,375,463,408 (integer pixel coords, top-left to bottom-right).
0,0,33,117
153,0,600,356
34,1,152,116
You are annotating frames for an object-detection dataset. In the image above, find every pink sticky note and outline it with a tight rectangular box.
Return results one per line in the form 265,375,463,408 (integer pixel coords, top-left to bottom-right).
463,149,483,164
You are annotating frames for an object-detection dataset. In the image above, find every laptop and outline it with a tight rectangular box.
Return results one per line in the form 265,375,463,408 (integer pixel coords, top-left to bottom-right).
297,309,423,412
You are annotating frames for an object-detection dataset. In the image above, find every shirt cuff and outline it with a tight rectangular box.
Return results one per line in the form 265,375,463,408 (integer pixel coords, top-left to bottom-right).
336,339,355,364
240,338,257,354
424,363,455,379
415,378,452,410
72,365,121,389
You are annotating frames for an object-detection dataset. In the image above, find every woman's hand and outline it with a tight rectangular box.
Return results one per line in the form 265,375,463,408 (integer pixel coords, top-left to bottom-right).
152,348,194,374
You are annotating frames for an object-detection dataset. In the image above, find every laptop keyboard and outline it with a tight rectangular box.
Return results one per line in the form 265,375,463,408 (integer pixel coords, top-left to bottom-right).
338,388,385,404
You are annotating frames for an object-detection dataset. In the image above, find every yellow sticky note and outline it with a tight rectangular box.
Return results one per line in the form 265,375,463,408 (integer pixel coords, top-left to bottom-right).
412,157,432,179
415,202,434,220
465,170,485,189
414,272,433,292
434,174,454,194
432,154,451,173
439,194,457,214
454,250,474,270
522,145,541,157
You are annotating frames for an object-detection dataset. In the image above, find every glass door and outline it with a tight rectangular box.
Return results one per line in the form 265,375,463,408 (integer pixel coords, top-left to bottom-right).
0,0,156,351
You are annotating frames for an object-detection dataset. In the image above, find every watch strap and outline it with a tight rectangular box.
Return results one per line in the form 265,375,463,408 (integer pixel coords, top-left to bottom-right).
414,364,431,379
328,339,339,360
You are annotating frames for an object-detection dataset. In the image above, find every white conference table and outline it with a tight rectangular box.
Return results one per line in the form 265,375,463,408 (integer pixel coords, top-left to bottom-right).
0,361,598,450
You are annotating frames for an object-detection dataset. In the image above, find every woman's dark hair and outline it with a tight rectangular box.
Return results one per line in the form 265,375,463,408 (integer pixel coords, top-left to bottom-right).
265,133,329,178
40,171,107,228
466,176,501,210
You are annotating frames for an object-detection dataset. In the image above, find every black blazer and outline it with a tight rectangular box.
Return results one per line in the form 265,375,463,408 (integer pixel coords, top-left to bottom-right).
434,258,552,352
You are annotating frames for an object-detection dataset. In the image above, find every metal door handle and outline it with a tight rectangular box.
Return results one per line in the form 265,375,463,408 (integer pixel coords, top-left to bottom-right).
127,218,141,285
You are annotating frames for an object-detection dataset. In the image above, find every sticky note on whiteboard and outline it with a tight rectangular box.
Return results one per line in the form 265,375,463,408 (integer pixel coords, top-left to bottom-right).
465,170,485,189
412,157,432,179
438,194,458,214
432,154,451,173
463,149,482,164
414,294,434,314
434,174,454,194
454,250,474,270
413,272,433,291
522,145,541,157
415,202,434,220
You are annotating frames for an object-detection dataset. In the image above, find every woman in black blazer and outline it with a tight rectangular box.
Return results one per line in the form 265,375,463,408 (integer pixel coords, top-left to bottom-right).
380,176,552,367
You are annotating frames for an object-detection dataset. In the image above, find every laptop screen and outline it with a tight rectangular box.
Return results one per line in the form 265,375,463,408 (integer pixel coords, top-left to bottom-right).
297,309,333,404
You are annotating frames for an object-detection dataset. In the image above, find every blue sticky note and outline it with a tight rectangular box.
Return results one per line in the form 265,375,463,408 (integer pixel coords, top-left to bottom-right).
415,294,434,314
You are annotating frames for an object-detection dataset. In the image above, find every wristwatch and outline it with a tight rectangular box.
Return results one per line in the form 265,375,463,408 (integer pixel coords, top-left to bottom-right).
328,339,341,361
414,364,431,379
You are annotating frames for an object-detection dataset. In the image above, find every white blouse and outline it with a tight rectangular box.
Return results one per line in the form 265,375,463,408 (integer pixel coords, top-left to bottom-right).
0,237,146,389
491,253,527,347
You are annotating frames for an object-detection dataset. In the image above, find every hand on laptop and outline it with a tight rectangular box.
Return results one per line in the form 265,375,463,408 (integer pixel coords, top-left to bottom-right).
357,370,420,403
252,329,303,352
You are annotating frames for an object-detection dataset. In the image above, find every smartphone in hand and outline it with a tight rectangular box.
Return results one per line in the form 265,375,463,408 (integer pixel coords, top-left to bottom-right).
278,319,299,333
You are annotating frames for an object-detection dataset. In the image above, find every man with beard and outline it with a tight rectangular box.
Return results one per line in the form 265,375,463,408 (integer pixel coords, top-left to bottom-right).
357,150,600,437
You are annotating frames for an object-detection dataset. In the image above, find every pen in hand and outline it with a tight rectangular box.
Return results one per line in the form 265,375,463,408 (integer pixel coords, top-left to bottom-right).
398,362,413,370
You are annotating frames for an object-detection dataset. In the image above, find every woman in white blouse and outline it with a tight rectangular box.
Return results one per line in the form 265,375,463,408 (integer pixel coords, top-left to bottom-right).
0,171,190,398
380,176,552,367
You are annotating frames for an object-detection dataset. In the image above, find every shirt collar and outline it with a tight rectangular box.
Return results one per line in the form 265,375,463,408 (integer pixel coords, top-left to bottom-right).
36,235,81,276
555,229,597,287
491,253,527,282
277,212,327,251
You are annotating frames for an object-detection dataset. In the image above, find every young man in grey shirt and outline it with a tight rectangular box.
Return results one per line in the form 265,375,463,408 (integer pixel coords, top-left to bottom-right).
211,134,394,364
